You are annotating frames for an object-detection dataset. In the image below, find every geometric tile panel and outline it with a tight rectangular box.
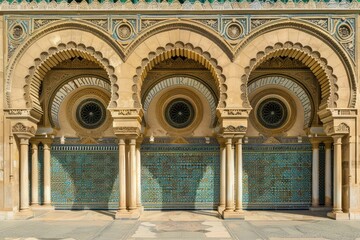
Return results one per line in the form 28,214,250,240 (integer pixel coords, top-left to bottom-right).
50,144,119,210
243,144,312,209
141,143,220,210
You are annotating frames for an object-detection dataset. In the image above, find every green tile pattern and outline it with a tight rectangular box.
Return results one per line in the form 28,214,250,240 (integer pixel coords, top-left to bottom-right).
51,144,119,209
243,144,312,209
141,144,220,210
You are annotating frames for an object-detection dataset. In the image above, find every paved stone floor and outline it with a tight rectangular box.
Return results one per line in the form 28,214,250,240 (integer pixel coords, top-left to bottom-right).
1,210,360,240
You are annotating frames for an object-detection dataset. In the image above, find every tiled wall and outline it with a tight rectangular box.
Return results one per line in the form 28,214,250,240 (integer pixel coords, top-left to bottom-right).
243,144,312,209
50,145,119,209
141,144,220,209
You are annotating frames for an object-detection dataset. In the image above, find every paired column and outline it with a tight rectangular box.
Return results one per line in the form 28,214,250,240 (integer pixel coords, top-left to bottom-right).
332,135,343,213
43,141,52,205
225,138,235,211
235,137,243,212
118,138,127,212
311,140,320,207
324,141,332,207
116,137,141,218
31,142,39,206
20,138,30,210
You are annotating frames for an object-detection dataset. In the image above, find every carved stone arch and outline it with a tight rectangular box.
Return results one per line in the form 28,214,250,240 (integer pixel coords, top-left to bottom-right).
6,21,123,120
132,41,227,109
240,42,339,120
23,42,119,119
125,18,233,61
236,19,356,108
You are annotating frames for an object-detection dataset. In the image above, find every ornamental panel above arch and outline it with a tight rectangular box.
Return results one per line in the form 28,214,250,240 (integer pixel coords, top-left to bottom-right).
6,23,123,121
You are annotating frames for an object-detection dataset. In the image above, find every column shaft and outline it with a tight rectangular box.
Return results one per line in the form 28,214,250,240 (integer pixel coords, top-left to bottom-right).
31,142,39,205
225,138,234,211
136,145,142,208
219,145,226,209
311,141,320,207
43,142,51,205
235,138,243,212
324,142,332,207
333,136,343,213
118,139,126,211
129,138,137,210
20,138,30,210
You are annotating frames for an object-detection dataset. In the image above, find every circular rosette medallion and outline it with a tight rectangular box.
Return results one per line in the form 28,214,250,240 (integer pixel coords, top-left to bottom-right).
116,23,133,41
226,22,243,40
257,98,287,129
76,99,106,129
165,99,195,129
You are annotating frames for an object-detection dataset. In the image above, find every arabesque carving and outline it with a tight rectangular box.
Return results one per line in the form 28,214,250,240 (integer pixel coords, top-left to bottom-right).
12,122,36,135
223,125,247,133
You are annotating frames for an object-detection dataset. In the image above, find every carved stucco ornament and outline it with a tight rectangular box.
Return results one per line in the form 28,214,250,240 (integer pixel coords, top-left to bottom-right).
12,122,36,135
222,125,247,133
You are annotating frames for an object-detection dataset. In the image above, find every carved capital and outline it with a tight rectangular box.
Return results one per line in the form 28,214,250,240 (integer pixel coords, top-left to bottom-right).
324,122,350,136
12,122,35,138
114,126,140,138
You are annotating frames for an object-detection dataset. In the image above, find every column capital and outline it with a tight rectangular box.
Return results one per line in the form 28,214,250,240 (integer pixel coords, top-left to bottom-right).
324,140,333,149
12,122,36,139
309,138,321,149
332,134,344,144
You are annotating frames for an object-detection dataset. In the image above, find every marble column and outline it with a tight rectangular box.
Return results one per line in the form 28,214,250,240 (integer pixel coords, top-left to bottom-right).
311,140,320,207
43,141,52,205
136,145,142,209
129,138,137,210
225,138,235,211
324,141,332,207
20,138,30,210
332,135,343,213
31,142,39,206
219,144,226,211
235,137,243,212
118,138,127,212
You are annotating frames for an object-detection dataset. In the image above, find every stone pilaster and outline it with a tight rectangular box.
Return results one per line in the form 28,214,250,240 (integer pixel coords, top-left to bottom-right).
30,141,39,206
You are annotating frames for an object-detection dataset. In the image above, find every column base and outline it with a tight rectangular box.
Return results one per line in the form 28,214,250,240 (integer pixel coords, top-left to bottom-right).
218,205,225,214
115,209,141,220
15,209,34,220
222,210,245,220
327,211,349,220
137,206,144,213
31,204,55,210
309,206,332,211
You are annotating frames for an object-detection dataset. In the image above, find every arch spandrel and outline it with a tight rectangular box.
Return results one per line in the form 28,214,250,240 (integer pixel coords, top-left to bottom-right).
234,28,354,112
124,29,232,109
6,26,123,114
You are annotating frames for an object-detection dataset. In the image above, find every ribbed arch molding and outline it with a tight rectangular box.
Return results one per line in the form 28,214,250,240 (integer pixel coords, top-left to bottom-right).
143,76,217,125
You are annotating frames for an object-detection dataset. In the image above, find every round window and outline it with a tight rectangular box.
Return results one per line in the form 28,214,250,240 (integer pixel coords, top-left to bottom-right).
165,99,195,128
76,99,106,129
257,98,287,129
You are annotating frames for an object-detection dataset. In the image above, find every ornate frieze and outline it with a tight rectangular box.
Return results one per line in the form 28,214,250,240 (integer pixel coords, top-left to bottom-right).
5,109,31,117
113,126,140,136
222,125,247,133
324,122,350,135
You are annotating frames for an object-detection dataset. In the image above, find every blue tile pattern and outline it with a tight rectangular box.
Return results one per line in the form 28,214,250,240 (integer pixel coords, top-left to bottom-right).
141,143,220,210
243,144,312,209
50,144,119,209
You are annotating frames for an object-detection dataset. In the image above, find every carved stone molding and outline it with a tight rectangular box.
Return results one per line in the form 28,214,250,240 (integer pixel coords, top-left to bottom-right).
113,127,140,137
222,125,247,133
6,20,123,113
5,109,31,117
132,41,227,109
324,122,350,135
240,42,341,115
12,122,36,136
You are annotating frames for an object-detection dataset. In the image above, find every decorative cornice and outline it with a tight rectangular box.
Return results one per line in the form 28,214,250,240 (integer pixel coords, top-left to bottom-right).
1,0,360,11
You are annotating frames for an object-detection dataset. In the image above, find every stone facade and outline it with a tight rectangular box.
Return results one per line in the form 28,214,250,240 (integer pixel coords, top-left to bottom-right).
0,1,359,220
